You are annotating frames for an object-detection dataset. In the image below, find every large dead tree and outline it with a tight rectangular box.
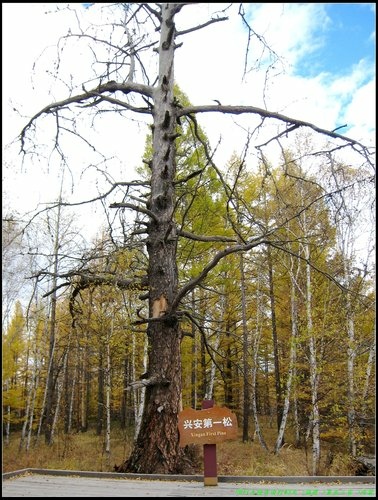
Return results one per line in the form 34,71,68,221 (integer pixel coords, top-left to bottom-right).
20,4,374,473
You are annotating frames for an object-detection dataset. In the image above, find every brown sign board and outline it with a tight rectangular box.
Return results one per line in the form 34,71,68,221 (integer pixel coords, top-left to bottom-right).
178,406,238,447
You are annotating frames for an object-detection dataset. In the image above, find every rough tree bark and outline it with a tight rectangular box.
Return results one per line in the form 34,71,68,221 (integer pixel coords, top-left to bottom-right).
117,4,191,473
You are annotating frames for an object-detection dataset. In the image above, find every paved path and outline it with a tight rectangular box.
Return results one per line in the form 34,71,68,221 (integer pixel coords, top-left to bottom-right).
2,471,375,497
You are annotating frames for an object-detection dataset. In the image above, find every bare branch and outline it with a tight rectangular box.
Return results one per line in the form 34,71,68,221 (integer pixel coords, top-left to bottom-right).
126,375,170,391
178,105,368,150
256,124,300,148
20,81,153,152
174,168,205,185
110,202,158,223
238,3,282,81
35,270,148,298
178,229,237,243
171,237,270,311
86,92,153,115
17,181,149,236
176,16,229,37
141,3,162,23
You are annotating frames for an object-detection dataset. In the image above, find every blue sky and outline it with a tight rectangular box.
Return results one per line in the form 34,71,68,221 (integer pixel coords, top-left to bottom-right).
300,3,375,78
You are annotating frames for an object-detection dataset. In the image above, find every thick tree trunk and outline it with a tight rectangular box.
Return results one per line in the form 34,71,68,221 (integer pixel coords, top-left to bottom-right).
122,329,186,473
116,4,193,474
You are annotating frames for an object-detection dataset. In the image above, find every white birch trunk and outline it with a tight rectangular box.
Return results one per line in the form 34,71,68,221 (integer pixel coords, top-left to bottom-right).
21,327,41,451
293,394,300,447
251,280,268,451
4,380,11,446
191,291,197,409
44,184,64,445
340,227,358,457
274,253,299,453
104,323,112,464
67,364,77,434
81,354,87,431
26,343,41,451
346,291,357,456
133,334,148,440
35,315,51,444
50,350,69,444
19,384,32,451
205,324,222,401
5,404,11,446
362,326,375,402
305,241,320,475
205,284,228,401
240,252,250,442
26,368,39,451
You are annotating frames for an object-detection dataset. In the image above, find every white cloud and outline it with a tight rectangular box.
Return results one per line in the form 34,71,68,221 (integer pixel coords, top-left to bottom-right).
343,79,376,142
328,58,375,96
245,3,330,72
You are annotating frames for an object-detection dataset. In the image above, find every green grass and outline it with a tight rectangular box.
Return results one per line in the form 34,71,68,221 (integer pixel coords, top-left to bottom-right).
2,424,359,476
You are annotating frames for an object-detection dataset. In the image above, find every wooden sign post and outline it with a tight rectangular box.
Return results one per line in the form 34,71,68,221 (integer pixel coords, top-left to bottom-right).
202,399,217,486
178,401,238,487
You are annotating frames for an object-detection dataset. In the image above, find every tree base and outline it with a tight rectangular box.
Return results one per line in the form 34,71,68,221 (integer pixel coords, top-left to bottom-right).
114,444,201,475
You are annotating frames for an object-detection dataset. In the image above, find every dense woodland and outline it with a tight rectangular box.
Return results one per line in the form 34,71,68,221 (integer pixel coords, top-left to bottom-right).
3,128,375,472
2,3,375,476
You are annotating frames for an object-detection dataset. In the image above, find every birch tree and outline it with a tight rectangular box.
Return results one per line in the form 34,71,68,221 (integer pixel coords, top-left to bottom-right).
327,164,375,457
274,248,300,454
19,3,374,473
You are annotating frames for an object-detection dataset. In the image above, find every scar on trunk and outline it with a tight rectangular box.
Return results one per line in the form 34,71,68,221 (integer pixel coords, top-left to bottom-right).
152,294,168,318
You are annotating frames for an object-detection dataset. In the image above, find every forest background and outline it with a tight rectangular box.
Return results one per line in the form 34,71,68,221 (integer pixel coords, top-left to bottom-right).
2,3,375,476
